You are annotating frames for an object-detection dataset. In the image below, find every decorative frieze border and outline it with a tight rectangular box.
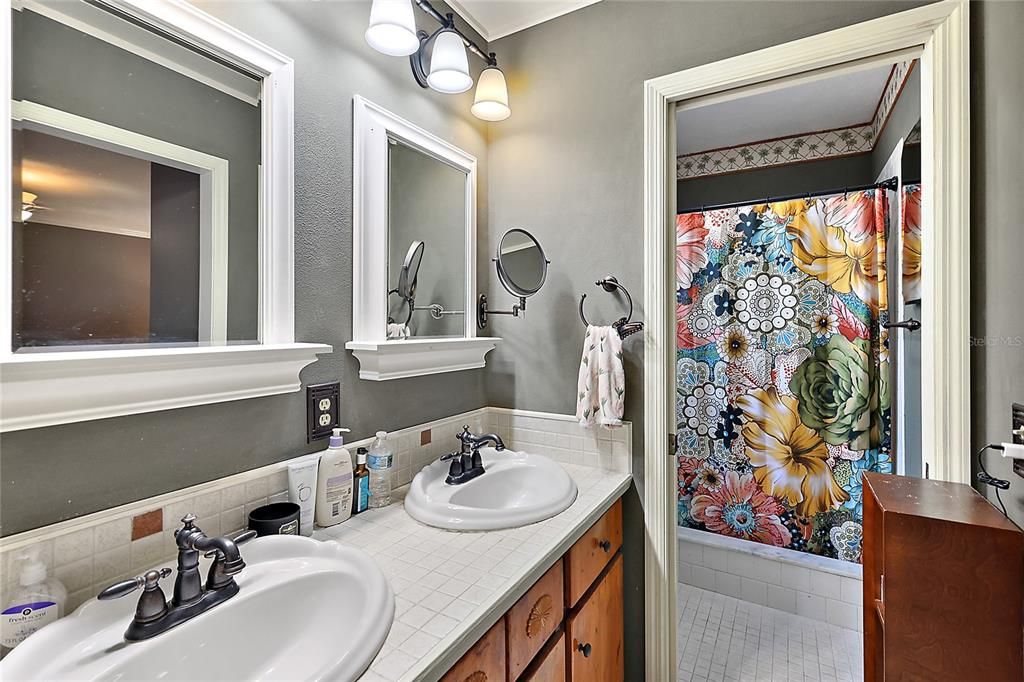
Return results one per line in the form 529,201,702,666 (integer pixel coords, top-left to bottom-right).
677,60,916,179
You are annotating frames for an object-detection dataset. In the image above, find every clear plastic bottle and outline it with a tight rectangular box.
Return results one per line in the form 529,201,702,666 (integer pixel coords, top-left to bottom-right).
367,431,393,508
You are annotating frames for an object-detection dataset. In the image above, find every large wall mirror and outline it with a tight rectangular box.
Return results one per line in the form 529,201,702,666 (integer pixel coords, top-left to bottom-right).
11,0,261,349
386,139,467,338
348,97,497,381
2,1,328,431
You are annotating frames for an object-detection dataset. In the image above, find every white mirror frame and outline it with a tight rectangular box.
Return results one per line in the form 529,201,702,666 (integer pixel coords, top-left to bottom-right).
347,96,498,381
0,0,331,431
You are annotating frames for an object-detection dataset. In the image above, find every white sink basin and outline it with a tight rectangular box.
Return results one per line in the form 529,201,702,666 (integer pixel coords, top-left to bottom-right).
1,535,393,681
405,448,578,530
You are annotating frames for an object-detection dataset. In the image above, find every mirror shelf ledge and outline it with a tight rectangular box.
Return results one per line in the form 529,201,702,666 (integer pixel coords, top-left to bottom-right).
0,342,332,432
345,337,499,381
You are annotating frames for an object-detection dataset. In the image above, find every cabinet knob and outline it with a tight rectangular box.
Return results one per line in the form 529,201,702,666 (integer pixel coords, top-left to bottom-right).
598,539,611,553
577,641,592,658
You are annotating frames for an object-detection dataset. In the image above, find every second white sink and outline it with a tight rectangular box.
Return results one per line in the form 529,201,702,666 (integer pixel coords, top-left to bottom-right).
405,448,578,530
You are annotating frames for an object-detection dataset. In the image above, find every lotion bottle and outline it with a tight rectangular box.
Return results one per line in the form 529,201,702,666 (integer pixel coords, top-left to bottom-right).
315,428,353,527
1,549,67,653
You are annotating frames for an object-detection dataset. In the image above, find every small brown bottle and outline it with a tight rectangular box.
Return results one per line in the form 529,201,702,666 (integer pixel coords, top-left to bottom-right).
352,447,370,514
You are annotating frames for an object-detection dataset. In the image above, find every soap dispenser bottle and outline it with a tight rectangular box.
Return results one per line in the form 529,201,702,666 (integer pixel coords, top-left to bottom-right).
1,548,67,653
315,427,354,527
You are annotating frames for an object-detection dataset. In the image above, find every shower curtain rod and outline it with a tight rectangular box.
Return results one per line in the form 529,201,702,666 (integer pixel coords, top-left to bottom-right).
678,176,899,214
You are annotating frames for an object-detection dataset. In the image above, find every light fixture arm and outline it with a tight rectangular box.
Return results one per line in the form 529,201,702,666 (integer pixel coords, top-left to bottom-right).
407,0,497,88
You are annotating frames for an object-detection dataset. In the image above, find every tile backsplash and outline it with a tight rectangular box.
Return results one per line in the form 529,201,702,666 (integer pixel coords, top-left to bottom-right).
0,407,630,616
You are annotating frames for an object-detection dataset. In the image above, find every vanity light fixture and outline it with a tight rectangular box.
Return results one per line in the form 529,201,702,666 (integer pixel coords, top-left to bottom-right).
471,66,510,122
365,0,419,57
426,28,472,94
365,0,511,121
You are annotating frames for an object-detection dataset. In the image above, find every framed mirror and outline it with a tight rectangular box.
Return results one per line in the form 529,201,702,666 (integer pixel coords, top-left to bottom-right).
1,0,329,431
347,97,498,380
477,228,550,329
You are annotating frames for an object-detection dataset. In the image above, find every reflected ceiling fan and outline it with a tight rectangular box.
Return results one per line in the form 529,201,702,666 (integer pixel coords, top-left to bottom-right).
20,191,50,222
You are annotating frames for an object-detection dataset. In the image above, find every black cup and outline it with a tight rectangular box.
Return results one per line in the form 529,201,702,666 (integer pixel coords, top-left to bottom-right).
248,502,301,536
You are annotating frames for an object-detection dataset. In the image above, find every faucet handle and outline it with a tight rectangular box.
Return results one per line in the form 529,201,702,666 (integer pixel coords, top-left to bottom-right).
180,513,197,527
440,451,460,461
203,530,257,559
98,567,172,600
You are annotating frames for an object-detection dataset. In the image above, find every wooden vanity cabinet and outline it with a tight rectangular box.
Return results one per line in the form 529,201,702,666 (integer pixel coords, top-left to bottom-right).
441,619,506,682
442,499,624,682
567,554,623,681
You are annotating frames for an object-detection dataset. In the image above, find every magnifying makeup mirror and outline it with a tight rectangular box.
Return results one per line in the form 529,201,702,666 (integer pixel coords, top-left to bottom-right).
478,229,550,329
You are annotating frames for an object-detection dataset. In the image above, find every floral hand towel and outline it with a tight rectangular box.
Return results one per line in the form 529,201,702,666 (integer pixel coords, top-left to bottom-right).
576,325,625,428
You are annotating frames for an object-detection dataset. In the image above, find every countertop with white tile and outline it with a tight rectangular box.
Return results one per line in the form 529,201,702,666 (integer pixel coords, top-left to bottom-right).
311,464,631,682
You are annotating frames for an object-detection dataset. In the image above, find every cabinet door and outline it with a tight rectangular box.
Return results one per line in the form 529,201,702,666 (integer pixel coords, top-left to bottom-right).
567,554,623,682
507,559,564,679
565,500,622,608
522,631,566,682
441,618,506,682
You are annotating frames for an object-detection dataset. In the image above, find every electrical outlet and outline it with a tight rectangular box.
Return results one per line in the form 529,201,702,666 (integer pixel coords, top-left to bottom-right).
307,382,340,443
1012,403,1024,479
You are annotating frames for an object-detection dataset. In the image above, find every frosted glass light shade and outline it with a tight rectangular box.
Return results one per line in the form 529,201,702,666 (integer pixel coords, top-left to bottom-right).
365,0,419,57
471,66,511,121
427,29,472,94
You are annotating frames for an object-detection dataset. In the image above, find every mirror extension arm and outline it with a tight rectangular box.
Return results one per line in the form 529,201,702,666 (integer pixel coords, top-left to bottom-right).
477,293,527,329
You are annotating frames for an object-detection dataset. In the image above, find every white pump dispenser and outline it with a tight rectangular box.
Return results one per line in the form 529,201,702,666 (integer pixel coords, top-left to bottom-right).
1,548,67,652
315,427,354,527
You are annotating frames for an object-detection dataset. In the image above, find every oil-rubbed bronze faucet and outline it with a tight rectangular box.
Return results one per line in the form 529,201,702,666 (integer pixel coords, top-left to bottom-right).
97,514,256,641
441,425,506,485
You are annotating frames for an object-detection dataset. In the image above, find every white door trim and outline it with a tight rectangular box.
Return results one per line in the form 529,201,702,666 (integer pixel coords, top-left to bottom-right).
642,3,969,677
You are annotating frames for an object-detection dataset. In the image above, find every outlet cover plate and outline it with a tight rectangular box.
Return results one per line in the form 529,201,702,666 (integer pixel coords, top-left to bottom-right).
1013,403,1024,479
307,382,340,443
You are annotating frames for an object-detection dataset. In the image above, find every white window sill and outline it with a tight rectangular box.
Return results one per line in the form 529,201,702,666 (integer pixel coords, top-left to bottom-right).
345,337,499,381
0,342,332,431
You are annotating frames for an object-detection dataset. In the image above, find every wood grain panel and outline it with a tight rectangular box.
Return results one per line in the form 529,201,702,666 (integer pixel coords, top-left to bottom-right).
567,554,623,682
507,559,564,679
441,618,506,682
521,631,566,682
565,500,622,608
863,473,1024,681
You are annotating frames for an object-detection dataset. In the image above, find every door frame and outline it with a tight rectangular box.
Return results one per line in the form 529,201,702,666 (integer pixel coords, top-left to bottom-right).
641,3,969,678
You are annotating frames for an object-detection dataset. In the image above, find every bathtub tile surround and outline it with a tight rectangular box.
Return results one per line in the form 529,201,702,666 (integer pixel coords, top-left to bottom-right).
0,407,630,618
677,527,863,632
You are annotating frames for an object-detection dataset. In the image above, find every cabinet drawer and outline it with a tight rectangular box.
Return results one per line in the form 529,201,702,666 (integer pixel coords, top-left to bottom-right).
565,499,622,608
522,630,566,682
441,618,506,682
567,554,623,682
508,559,564,679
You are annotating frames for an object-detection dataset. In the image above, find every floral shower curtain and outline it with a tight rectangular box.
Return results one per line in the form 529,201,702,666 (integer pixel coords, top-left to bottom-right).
675,189,893,563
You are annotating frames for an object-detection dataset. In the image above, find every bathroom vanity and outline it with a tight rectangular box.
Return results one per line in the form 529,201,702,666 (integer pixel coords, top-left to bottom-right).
442,500,623,682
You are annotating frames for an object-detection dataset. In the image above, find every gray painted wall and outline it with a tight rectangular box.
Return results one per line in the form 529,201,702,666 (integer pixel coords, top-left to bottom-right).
970,0,1024,527
388,142,467,337
484,2,928,678
12,8,262,341
677,154,875,210
0,1,492,536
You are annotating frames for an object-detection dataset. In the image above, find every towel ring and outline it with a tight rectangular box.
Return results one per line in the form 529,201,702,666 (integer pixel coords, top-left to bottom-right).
579,276,644,338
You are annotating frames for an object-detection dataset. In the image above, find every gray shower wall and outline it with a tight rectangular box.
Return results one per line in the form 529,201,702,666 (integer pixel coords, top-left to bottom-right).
0,1,492,537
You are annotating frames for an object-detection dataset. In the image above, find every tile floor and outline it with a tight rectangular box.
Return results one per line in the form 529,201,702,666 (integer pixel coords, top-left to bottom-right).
677,585,863,682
